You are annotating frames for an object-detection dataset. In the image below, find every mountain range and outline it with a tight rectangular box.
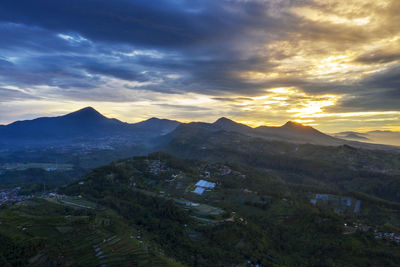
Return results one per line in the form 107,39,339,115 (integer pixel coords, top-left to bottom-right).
1,109,400,266
0,107,179,149
0,107,399,151
334,130,400,147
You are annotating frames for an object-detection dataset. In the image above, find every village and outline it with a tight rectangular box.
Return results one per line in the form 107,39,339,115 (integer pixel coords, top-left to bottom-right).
143,158,255,225
0,187,31,205
343,222,400,244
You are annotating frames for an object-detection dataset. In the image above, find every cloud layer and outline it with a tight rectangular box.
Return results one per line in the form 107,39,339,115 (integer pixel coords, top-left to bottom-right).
0,0,399,132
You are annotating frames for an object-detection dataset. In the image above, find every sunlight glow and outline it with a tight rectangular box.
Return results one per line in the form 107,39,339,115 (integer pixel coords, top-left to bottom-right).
290,7,371,26
287,95,339,117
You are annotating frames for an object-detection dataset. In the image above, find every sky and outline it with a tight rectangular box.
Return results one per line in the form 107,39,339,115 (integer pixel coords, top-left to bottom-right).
0,0,399,133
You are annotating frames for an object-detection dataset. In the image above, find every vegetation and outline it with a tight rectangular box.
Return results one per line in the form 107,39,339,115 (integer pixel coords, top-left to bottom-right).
1,126,400,265
55,153,400,265
163,129,400,202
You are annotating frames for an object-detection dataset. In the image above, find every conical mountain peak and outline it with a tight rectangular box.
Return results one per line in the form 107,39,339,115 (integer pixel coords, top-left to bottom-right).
282,121,305,128
64,106,105,120
214,117,236,125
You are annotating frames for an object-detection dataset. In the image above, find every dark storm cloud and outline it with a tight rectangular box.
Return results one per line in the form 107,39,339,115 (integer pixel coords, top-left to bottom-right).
80,61,147,82
328,91,400,112
0,0,325,97
0,23,92,53
355,51,400,64
364,65,400,90
0,0,399,119
155,104,211,112
0,87,40,102
327,65,400,112
0,0,289,94
129,53,280,95
0,0,278,49
0,54,98,89
351,64,400,111
352,65,400,110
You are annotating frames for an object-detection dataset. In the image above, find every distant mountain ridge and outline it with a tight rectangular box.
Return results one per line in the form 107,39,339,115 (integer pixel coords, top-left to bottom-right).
334,130,400,147
162,117,399,152
1,107,399,151
0,107,180,149
333,132,370,141
254,120,341,145
4,107,127,138
169,117,341,146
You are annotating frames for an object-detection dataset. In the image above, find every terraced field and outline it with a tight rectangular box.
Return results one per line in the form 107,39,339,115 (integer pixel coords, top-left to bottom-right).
0,198,182,266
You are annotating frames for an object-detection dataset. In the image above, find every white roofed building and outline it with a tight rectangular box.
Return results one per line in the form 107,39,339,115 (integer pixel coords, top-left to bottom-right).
195,180,215,189
193,187,205,195
192,179,216,195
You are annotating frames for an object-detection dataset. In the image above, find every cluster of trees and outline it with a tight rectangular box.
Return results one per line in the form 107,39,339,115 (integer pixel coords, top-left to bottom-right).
59,153,400,266
0,234,46,266
165,131,400,203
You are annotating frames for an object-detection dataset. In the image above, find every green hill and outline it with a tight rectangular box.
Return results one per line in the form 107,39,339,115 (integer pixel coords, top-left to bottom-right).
47,153,400,266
